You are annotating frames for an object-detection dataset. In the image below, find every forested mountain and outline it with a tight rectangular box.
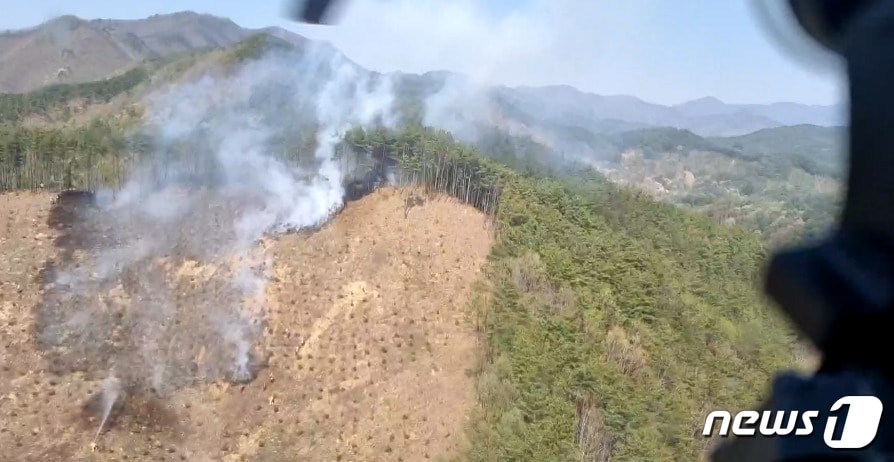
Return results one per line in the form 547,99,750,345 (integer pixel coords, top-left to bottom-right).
0,14,846,246
2,11,841,135
590,125,844,246
0,17,833,460
0,104,803,461
709,124,846,177
346,128,799,460
0,12,307,93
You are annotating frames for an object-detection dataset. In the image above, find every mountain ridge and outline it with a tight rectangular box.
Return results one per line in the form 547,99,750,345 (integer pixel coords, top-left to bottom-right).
0,11,845,139
0,11,309,93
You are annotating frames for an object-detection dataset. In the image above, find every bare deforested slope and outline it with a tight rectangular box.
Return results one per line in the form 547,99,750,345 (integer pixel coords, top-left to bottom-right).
0,186,493,461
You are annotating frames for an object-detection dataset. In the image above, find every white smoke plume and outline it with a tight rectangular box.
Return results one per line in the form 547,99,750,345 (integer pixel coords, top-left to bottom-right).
418,74,588,169
38,41,399,396
421,73,494,141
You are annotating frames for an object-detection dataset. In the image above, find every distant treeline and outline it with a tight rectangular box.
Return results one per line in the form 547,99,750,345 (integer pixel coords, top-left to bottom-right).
0,107,576,195
0,32,290,127
619,126,844,179
221,33,296,65
0,67,149,124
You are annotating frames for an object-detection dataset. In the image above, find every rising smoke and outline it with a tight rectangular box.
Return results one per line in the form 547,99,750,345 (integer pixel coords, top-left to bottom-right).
36,33,560,411
38,41,400,398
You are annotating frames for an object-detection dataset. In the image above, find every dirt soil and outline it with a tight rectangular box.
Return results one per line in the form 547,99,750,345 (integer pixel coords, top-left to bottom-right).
0,186,493,462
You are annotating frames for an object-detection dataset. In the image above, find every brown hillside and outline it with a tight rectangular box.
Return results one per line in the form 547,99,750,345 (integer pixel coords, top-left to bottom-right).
0,186,493,461
0,12,308,93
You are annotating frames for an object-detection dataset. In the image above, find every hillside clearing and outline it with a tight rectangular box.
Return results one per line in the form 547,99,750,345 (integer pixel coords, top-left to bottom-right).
0,186,493,461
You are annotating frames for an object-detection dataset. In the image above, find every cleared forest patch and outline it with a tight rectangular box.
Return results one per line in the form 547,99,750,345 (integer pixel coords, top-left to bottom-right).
0,186,493,461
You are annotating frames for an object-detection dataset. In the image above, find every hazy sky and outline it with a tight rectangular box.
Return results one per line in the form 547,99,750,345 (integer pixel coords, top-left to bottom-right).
0,0,846,105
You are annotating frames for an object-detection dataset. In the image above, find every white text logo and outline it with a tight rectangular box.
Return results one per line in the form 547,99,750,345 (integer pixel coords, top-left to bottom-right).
703,396,883,449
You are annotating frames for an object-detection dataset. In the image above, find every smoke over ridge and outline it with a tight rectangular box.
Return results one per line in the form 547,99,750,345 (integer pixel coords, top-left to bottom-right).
38,42,403,396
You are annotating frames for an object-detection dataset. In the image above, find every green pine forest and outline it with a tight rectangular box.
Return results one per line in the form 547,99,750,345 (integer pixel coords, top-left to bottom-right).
348,128,799,461
0,35,809,461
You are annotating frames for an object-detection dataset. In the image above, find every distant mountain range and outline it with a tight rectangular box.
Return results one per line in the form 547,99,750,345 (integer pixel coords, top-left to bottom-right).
0,11,846,151
492,86,844,137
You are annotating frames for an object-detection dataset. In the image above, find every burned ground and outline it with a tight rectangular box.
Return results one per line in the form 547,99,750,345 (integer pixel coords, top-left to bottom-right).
0,186,492,461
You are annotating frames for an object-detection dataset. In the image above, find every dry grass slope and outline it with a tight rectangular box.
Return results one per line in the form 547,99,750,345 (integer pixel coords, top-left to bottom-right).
0,186,493,461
